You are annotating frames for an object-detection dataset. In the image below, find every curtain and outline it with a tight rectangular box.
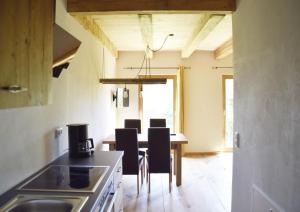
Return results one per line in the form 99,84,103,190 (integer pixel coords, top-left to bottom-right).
176,66,185,133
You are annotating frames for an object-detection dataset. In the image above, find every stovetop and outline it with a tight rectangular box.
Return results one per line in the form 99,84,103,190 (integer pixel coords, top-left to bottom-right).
18,165,109,193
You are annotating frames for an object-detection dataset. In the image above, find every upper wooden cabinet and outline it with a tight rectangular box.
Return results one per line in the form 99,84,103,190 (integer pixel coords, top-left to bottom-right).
0,0,53,109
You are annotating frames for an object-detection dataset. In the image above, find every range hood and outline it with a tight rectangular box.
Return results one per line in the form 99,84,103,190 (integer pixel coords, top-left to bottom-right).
53,24,81,77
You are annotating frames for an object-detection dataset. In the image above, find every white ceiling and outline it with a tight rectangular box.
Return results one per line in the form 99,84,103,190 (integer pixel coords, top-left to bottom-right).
92,13,232,52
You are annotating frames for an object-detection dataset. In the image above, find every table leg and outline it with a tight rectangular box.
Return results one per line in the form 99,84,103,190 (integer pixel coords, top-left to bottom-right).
176,144,182,186
109,144,116,151
173,149,177,175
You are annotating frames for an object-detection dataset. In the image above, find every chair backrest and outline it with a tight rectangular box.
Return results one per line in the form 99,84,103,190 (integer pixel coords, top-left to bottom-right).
148,127,171,173
124,119,141,133
149,118,166,127
115,128,139,175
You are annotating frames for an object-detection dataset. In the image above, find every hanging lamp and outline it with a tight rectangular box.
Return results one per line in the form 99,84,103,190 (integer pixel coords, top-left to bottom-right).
99,33,174,85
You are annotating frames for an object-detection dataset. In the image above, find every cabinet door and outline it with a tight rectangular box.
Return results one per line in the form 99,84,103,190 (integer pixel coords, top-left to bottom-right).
0,0,53,109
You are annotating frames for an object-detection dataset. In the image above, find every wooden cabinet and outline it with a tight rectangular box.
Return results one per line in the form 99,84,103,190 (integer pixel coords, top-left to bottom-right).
0,0,53,109
97,158,123,212
112,159,123,212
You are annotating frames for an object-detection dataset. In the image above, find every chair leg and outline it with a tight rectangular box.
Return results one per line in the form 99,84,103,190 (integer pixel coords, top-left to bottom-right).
137,174,140,194
169,161,172,193
141,165,144,185
169,173,172,193
148,173,151,193
143,159,145,178
144,159,146,177
170,161,173,183
174,151,177,175
146,162,148,183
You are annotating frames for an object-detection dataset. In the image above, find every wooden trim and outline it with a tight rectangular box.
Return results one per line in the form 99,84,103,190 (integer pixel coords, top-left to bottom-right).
138,84,143,129
67,0,236,14
182,14,225,58
72,15,118,58
222,148,233,152
138,75,177,133
99,78,167,84
222,75,233,151
177,66,185,134
214,38,233,59
184,152,219,157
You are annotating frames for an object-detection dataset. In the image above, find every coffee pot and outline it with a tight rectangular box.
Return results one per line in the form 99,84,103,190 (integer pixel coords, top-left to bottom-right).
67,124,94,158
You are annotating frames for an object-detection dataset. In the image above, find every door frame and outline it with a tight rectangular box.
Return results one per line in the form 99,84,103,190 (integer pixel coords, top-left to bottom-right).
138,75,177,132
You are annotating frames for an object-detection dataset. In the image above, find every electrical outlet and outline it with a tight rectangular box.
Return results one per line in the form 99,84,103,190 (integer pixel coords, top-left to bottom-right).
234,131,240,148
55,127,63,139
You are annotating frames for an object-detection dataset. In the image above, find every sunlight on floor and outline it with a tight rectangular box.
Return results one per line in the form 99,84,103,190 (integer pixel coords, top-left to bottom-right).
122,153,233,212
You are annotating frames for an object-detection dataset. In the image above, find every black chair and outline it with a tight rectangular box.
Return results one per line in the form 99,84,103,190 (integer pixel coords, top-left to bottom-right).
124,119,146,157
115,128,145,194
150,118,166,127
147,127,172,193
124,119,141,133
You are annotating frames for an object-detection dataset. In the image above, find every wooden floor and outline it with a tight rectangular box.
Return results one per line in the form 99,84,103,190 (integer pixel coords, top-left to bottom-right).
122,153,233,212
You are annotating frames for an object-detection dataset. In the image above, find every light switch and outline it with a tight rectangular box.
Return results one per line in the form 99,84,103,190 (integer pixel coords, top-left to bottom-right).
234,131,240,148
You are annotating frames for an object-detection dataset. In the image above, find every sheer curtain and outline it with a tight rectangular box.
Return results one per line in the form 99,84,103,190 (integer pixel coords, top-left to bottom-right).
176,66,185,134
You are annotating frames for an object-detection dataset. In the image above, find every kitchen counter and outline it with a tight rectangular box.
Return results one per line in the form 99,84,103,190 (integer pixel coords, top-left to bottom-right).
0,150,123,211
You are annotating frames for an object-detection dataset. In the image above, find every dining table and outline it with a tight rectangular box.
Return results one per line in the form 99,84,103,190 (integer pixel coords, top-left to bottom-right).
102,133,188,186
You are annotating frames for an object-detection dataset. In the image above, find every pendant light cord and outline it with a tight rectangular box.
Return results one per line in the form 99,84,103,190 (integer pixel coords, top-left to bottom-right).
135,54,146,78
134,33,173,79
147,33,174,52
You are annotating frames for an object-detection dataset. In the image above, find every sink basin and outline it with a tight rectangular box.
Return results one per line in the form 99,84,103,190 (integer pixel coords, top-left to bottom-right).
0,194,88,212
6,199,72,212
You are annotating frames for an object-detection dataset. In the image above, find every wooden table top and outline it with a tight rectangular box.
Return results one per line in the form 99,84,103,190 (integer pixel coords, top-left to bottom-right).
102,133,188,145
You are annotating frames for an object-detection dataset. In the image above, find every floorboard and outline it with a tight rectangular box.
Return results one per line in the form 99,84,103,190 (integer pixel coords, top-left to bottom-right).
122,153,232,212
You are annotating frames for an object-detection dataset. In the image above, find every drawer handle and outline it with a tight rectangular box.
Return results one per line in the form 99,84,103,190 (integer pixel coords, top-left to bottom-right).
117,182,122,188
1,85,28,93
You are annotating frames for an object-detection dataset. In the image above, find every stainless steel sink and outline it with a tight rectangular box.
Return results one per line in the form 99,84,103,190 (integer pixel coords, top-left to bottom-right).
0,194,88,212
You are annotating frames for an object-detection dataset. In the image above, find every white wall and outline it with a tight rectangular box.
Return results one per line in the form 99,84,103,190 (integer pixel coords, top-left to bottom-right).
116,51,233,153
232,0,300,211
0,0,116,194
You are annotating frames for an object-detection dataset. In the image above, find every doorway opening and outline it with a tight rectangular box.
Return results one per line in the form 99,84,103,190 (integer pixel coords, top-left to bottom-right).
139,75,176,133
223,75,234,150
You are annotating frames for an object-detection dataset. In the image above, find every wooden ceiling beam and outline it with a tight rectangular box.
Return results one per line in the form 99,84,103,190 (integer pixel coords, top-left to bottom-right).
73,15,118,58
138,14,153,58
214,38,233,59
67,0,236,14
182,14,225,58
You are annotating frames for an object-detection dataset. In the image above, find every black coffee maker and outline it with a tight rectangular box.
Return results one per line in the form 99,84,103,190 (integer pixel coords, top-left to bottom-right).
67,124,94,158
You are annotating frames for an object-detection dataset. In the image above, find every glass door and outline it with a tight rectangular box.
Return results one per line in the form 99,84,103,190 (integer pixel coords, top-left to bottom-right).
223,75,234,149
139,76,176,133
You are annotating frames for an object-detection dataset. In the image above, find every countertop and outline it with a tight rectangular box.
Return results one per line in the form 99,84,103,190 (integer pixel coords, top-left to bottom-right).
0,150,123,211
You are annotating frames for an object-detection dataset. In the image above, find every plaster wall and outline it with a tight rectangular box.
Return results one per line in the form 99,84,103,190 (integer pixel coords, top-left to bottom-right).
232,0,300,211
116,51,233,152
0,0,116,194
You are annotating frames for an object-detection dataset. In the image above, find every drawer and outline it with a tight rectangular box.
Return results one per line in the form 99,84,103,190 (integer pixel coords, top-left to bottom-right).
113,159,122,192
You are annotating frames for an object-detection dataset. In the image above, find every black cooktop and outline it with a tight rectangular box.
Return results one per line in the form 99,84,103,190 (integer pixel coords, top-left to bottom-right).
18,165,109,193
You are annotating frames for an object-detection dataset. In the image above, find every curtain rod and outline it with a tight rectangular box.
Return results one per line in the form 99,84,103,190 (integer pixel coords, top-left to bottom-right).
123,66,191,70
212,66,233,69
